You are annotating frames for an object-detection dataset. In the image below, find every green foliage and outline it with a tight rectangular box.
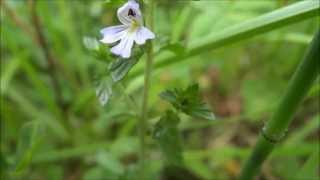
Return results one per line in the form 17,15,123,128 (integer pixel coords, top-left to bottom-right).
296,149,320,179
153,110,183,166
160,84,215,120
1,0,319,179
83,37,111,62
84,37,144,105
14,121,45,174
95,76,113,106
109,48,144,82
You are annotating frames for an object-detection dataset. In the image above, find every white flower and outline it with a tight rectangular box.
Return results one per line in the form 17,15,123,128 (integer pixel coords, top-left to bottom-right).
100,0,155,58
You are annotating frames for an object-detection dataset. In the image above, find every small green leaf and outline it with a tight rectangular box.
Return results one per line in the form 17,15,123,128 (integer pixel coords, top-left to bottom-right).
109,58,138,82
153,110,183,166
83,36,99,51
159,84,215,121
14,121,44,174
95,76,113,106
109,48,144,82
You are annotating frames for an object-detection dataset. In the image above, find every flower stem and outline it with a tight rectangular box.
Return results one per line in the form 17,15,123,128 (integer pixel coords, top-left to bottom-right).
239,30,320,180
139,0,154,178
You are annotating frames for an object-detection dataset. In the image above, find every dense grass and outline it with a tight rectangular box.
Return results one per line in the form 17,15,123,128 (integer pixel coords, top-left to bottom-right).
1,0,319,179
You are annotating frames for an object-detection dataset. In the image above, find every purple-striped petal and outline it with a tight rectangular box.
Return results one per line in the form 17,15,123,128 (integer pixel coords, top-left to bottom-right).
110,34,135,58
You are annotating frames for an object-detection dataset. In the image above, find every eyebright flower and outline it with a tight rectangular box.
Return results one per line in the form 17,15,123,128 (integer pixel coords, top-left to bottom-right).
100,0,155,58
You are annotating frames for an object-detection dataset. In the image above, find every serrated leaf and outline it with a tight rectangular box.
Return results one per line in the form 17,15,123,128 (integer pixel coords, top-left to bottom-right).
188,104,215,121
153,110,183,166
95,77,113,106
159,90,178,105
159,84,215,121
108,48,144,82
14,121,44,174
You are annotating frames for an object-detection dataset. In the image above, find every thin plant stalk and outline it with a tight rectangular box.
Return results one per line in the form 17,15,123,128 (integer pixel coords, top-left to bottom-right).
239,30,320,180
139,0,154,178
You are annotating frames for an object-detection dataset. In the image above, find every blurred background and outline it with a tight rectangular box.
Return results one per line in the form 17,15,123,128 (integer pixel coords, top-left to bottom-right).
1,0,319,179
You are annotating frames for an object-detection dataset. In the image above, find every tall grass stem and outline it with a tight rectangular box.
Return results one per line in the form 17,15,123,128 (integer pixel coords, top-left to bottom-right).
239,30,320,180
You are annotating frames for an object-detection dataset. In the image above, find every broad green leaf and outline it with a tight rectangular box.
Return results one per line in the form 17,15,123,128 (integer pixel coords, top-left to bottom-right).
160,84,215,120
130,0,320,79
14,121,44,174
153,110,183,166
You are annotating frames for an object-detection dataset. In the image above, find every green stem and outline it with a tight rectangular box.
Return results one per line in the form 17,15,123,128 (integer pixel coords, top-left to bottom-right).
239,30,320,180
139,0,154,178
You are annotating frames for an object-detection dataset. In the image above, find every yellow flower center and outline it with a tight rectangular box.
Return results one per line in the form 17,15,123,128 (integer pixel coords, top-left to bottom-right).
129,20,140,33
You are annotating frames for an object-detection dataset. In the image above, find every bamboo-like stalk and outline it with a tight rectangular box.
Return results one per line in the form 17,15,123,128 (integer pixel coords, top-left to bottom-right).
139,0,154,178
239,30,320,180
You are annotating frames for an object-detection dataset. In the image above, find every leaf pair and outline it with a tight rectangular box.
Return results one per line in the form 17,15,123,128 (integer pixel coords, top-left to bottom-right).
160,84,215,121
154,84,215,167
84,37,144,106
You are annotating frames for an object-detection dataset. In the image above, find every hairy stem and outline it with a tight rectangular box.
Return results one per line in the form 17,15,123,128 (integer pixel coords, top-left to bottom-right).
139,0,154,178
239,30,319,180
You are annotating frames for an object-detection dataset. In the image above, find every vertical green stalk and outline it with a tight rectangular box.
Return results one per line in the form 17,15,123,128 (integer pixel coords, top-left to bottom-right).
139,0,154,178
239,30,320,180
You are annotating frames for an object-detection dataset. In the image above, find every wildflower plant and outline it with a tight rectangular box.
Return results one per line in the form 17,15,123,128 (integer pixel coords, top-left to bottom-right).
2,0,319,179
85,0,216,178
